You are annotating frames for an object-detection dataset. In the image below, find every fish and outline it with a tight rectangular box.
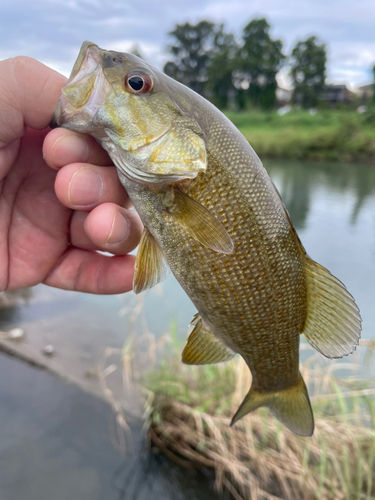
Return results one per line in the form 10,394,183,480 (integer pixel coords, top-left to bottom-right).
52,41,362,436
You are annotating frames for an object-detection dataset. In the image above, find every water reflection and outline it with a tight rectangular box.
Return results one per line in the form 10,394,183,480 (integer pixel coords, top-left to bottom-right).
265,159,375,343
0,354,224,500
113,455,225,500
0,289,33,326
265,160,375,229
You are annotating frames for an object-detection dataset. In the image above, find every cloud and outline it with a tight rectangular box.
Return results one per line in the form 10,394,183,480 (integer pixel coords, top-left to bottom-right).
0,0,375,88
196,0,375,88
99,39,168,69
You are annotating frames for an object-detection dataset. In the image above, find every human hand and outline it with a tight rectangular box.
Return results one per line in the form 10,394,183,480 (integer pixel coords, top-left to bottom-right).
0,56,142,294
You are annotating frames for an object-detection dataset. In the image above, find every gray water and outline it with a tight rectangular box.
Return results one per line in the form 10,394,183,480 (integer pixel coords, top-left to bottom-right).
1,159,375,499
266,160,375,343
0,353,225,500
3,159,374,343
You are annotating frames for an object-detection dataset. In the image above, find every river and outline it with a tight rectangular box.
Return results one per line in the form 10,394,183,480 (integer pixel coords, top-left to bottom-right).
1,159,374,499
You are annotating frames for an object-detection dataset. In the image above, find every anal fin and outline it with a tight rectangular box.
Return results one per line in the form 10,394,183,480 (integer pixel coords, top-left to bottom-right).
168,191,234,254
231,374,314,437
133,227,170,294
182,313,235,365
302,256,362,358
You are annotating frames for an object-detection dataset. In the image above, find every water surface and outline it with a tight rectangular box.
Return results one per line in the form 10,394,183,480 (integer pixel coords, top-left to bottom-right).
3,159,374,344
1,159,375,498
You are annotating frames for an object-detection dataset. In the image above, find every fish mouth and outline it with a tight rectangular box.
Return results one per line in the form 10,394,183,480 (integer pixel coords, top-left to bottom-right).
51,41,175,168
52,42,114,132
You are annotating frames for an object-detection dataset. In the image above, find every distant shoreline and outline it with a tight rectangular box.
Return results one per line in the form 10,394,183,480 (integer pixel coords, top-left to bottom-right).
226,109,375,164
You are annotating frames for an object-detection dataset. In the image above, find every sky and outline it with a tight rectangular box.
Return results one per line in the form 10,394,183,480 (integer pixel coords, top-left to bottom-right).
1,0,375,91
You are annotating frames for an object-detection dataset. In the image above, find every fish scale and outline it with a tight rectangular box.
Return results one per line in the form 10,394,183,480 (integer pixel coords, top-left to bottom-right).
124,149,305,393
190,147,304,380
53,41,362,436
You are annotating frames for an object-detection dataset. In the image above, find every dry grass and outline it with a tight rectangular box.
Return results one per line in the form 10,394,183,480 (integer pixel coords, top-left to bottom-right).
99,316,375,500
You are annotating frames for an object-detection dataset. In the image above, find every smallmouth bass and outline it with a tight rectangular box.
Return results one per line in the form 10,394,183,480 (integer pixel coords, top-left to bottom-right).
53,41,361,436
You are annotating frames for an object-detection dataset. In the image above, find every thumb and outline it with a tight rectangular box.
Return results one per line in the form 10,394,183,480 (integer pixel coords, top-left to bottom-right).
0,56,67,177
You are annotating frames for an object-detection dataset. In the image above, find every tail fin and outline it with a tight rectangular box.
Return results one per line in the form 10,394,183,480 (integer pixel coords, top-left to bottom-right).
230,374,314,437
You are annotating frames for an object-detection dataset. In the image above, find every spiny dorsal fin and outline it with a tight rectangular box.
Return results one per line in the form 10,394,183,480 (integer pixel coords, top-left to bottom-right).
302,256,361,358
133,227,170,294
169,191,234,254
231,373,314,437
182,313,235,365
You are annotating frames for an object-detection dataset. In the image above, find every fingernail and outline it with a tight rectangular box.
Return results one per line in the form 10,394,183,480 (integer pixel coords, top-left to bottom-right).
52,134,89,166
68,167,103,206
106,212,130,245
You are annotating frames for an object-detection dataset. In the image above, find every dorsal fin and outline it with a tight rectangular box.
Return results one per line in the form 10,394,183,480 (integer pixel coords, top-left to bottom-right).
302,256,361,358
182,313,235,365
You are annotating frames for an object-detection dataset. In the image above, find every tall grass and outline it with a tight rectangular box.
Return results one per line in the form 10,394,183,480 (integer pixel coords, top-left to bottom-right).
99,317,375,500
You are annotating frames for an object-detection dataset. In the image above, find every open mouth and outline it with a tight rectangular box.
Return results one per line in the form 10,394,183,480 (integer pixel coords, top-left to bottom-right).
53,44,114,129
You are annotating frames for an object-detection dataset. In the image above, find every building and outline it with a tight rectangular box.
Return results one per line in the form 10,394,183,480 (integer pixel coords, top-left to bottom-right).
319,84,354,106
357,84,374,103
285,84,354,108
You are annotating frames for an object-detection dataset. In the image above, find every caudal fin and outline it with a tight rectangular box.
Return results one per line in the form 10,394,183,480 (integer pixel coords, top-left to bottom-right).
230,374,314,437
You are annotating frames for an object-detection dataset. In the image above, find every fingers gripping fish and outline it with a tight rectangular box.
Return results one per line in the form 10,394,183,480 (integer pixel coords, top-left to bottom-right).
53,42,362,436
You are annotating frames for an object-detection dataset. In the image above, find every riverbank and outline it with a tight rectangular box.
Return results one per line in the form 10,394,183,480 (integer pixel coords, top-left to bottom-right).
227,109,375,163
140,333,375,500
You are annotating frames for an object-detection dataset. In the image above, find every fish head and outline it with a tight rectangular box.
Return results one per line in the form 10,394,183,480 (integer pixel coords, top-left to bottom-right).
53,41,207,185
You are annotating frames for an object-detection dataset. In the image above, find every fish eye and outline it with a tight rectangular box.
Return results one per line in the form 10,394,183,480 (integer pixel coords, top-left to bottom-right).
128,76,143,91
125,70,153,95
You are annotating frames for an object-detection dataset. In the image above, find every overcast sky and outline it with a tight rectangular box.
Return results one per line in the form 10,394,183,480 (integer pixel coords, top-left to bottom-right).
1,0,374,90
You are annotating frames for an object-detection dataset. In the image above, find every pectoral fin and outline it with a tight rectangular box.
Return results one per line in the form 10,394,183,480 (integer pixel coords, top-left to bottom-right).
133,227,170,294
302,256,361,358
182,313,235,365
169,191,234,254
231,374,314,437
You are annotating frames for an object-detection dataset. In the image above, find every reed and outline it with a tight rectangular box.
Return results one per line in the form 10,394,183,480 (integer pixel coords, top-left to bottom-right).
100,318,375,500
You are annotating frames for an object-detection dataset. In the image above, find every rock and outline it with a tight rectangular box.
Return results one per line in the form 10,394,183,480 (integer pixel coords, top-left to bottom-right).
8,328,25,341
42,345,55,356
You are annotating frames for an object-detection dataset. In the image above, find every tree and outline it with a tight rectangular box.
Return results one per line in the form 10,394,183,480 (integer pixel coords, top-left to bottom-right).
164,21,219,95
290,36,327,109
205,29,238,109
129,44,144,60
234,18,285,109
373,64,375,104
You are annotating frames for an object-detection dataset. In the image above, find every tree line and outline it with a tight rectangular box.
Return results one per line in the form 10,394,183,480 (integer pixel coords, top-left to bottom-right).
163,19,329,110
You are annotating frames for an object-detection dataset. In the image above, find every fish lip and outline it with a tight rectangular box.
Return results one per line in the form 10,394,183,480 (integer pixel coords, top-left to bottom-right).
54,45,116,129
67,45,102,89
85,44,102,67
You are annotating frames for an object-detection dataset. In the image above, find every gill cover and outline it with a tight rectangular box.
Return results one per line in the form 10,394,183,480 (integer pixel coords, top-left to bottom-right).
98,43,207,184
103,111,207,185
99,52,207,183
53,41,208,185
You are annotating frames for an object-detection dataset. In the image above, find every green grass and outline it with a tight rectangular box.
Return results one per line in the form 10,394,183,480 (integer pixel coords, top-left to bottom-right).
225,109,375,163
98,312,375,500
140,334,375,500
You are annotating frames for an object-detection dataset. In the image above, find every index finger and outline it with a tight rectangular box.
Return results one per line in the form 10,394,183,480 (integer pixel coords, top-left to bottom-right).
43,127,112,170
